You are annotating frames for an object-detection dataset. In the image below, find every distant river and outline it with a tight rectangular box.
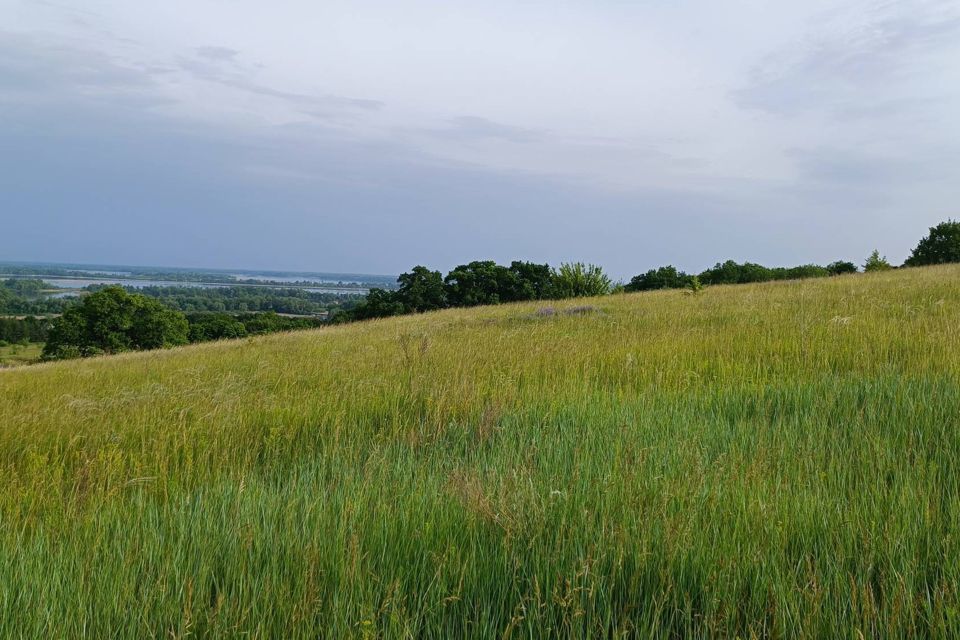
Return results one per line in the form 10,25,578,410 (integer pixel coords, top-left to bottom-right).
3,275,370,295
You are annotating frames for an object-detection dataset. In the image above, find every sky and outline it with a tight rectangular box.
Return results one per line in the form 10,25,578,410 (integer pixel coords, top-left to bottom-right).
2,0,959,277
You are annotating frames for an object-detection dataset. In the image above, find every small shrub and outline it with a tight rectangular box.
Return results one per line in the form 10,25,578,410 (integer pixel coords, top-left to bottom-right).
686,276,704,295
827,260,858,275
863,250,892,272
551,263,612,298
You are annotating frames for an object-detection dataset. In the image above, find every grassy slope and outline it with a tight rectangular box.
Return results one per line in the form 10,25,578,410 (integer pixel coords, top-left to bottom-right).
0,342,43,367
1,266,959,638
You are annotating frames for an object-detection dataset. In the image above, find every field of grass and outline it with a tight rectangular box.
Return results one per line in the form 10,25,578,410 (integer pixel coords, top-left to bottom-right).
0,342,43,367
1,266,959,638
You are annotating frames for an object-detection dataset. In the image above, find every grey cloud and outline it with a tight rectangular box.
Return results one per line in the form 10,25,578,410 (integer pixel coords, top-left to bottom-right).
0,80,838,277
788,148,906,185
0,32,174,111
177,56,384,114
737,1,960,116
832,97,942,122
787,145,958,186
441,116,545,143
0,32,147,91
195,46,240,61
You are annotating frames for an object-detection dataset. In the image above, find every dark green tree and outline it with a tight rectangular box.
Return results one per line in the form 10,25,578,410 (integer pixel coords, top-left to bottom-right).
348,289,408,320
778,264,830,280
506,261,554,300
827,261,858,275
625,265,692,292
396,266,447,312
186,313,248,342
444,261,518,307
130,298,190,349
42,287,188,360
904,220,960,266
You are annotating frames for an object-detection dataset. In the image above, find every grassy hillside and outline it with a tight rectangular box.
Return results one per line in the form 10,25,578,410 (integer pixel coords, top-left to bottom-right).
0,342,42,367
2,266,959,638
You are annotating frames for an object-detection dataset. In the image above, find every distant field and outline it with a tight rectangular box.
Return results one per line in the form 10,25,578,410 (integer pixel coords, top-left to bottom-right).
0,342,43,367
1,266,959,637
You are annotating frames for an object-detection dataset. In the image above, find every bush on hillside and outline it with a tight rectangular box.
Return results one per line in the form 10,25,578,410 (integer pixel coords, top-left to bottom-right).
827,260,858,275
551,262,612,298
863,250,892,272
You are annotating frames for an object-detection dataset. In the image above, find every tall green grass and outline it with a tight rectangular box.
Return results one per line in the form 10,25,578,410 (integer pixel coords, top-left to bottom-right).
2,266,960,637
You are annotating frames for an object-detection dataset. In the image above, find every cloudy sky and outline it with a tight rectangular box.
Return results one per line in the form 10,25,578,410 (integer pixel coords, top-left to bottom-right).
2,0,958,276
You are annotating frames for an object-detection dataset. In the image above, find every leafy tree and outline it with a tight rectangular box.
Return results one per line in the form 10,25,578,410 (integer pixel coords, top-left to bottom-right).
827,260,858,275
904,220,960,266
237,312,321,334
863,250,892,272
0,317,53,343
349,289,408,320
778,264,830,280
396,266,447,312
444,261,518,307
699,260,835,285
130,298,190,349
186,313,248,342
506,261,554,301
551,262,612,298
698,260,774,285
42,287,188,360
625,265,692,292
686,275,704,295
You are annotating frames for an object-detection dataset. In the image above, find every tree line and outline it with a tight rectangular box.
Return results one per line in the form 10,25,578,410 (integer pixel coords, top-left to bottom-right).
41,287,325,360
35,219,960,360
0,316,53,346
337,220,960,321
0,279,69,315
336,261,613,321
91,284,362,315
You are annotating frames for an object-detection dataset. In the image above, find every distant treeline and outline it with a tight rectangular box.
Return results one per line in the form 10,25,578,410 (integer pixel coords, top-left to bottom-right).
0,278,362,318
336,261,613,322
32,219,960,361
91,284,363,315
41,286,326,360
337,219,960,322
336,259,858,321
0,316,53,345
186,312,324,343
1,264,395,288
625,260,857,292
0,279,68,315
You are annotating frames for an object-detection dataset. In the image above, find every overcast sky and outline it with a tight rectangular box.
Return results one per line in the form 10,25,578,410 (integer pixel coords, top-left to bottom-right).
2,0,958,276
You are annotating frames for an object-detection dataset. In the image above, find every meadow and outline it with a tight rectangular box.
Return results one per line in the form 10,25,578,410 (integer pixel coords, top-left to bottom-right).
1,265,959,638
0,342,43,368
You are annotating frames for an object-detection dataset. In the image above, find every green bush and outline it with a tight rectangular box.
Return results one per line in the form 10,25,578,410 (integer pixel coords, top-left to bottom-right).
551,262,612,298
864,250,892,272
827,260,858,275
